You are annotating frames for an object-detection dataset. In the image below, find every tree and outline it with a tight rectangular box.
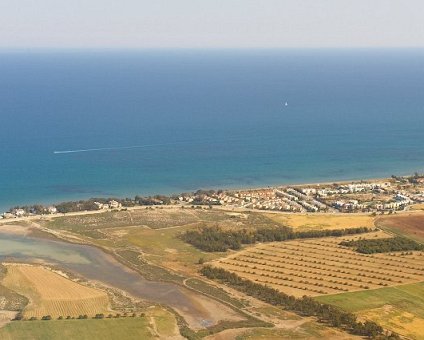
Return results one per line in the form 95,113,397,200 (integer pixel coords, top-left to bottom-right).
200,266,390,338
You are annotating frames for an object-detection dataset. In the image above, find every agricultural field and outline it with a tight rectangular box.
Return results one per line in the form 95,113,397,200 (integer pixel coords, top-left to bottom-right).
376,212,424,243
2,265,110,318
263,213,375,230
33,208,424,338
316,282,424,340
0,306,182,340
212,230,424,298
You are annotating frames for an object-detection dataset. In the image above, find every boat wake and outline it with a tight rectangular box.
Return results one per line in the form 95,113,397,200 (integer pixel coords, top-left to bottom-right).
53,143,175,154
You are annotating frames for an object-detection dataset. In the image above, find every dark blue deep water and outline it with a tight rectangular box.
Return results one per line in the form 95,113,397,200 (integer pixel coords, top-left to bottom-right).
1,49,424,211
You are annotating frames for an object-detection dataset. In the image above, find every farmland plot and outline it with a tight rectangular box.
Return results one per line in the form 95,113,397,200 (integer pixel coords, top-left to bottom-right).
212,231,424,298
2,265,110,318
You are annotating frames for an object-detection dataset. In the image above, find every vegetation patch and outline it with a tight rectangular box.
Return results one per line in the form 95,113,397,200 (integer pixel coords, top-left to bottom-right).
0,307,180,340
180,226,371,252
316,282,424,340
117,226,222,276
184,278,246,309
0,284,28,312
0,264,29,312
200,265,399,339
115,249,185,283
340,236,424,254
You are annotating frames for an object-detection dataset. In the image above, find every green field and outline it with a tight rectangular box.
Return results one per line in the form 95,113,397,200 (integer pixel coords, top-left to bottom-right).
315,282,424,316
0,319,152,340
0,310,179,340
122,225,222,268
316,282,424,339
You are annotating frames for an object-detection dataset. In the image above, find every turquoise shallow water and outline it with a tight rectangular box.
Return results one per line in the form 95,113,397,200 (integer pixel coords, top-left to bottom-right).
1,49,424,211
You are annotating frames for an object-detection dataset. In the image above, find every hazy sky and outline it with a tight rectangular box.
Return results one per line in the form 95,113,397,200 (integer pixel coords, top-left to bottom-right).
1,0,423,49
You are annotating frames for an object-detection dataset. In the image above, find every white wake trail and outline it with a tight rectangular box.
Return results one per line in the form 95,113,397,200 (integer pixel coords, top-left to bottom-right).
54,137,250,155
53,144,171,154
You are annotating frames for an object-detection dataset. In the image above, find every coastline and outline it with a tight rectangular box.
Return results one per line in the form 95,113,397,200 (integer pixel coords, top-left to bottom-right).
2,163,422,213
0,173,400,216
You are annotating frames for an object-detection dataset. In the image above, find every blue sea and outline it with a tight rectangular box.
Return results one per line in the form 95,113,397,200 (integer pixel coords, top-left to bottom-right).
1,49,424,211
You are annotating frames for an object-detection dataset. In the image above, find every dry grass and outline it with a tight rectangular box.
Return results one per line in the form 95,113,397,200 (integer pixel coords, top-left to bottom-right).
264,213,375,230
212,231,424,298
2,265,110,318
410,203,424,211
45,207,238,232
361,307,424,340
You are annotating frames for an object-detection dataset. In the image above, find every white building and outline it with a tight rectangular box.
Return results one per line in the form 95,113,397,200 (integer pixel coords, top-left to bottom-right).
108,200,122,209
47,206,57,214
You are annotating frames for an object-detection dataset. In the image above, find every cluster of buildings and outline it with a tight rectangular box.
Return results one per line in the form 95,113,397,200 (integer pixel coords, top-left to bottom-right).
1,206,57,219
179,188,331,212
304,182,422,213
3,175,424,219
94,200,122,210
306,182,391,198
296,181,422,212
1,200,123,220
176,178,424,214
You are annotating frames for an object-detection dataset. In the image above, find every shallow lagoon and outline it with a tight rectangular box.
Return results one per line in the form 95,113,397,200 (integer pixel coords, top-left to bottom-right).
0,230,232,329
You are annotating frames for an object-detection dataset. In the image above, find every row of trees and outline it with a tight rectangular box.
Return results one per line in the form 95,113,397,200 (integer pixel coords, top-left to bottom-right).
134,195,171,205
340,236,424,254
17,312,143,321
181,226,371,252
201,266,399,339
56,200,103,213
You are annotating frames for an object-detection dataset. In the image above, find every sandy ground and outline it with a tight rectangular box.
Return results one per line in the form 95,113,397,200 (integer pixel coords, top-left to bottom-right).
0,224,31,235
174,292,245,331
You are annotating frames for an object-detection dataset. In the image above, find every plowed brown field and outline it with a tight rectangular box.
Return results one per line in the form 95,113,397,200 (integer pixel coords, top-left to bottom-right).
376,212,424,242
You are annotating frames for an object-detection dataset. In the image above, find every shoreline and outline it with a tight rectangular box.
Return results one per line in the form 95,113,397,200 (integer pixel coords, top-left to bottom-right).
1,167,419,214
0,173,400,217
